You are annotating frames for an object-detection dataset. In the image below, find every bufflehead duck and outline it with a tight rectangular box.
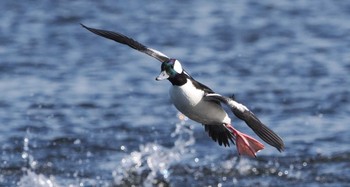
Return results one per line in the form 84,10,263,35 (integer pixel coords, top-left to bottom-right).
81,24,284,157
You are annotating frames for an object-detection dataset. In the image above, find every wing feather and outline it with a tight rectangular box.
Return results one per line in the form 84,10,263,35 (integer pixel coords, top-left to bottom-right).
205,93,285,152
81,24,170,62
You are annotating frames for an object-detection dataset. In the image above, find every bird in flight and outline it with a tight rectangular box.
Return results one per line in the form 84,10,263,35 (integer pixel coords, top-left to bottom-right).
81,24,284,157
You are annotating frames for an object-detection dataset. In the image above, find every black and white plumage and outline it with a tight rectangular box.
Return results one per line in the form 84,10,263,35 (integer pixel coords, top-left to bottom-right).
204,94,284,152
81,24,284,157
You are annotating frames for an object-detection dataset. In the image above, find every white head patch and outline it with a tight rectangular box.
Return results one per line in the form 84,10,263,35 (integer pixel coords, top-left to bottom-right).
173,60,183,74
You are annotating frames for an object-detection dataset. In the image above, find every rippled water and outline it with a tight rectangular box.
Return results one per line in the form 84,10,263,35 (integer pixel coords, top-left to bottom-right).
1,0,350,186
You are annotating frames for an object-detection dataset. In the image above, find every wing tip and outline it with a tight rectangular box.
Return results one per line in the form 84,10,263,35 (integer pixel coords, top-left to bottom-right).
80,23,95,33
267,133,285,153
240,111,285,153
276,141,285,152
80,23,88,29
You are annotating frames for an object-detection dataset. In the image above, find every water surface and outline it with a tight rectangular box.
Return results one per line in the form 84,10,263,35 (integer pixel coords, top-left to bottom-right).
0,1,349,186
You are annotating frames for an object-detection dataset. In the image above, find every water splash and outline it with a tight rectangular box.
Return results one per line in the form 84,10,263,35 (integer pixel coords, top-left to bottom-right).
21,135,37,170
17,130,62,187
112,113,195,186
17,170,61,187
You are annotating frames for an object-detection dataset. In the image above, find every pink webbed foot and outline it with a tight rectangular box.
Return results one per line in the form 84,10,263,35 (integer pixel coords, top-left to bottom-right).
225,124,264,157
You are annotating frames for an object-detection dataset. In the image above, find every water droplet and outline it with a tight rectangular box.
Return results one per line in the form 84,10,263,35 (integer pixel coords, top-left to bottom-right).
161,169,169,178
252,167,257,173
74,139,81,145
30,160,37,168
194,158,199,163
120,145,126,151
302,162,307,167
23,138,29,151
22,152,28,159
278,171,283,176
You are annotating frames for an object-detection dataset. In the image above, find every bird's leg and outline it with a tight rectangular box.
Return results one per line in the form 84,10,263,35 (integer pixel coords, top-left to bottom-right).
225,124,264,157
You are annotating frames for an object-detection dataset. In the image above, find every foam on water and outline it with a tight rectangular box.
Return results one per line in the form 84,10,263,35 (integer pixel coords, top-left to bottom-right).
17,132,62,187
17,169,61,187
13,115,350,186
112,114,195,186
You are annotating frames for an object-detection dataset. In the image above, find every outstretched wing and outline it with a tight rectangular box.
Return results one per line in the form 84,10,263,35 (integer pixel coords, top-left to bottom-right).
205,93,285,152
81,24,170,63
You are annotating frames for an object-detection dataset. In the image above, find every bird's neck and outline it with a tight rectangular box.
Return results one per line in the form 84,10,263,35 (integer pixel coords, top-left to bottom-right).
168,73,188,86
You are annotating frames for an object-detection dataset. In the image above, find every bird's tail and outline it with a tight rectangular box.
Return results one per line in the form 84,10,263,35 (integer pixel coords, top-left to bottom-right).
225,124,264,157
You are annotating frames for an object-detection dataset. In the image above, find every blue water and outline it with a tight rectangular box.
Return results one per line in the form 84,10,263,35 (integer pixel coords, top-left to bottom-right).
1,0,350,186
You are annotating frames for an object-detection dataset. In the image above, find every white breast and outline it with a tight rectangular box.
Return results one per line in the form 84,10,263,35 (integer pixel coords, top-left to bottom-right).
169,81,231,125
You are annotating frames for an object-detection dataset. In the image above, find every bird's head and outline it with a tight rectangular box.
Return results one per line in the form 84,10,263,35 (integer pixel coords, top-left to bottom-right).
156,59,183,81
